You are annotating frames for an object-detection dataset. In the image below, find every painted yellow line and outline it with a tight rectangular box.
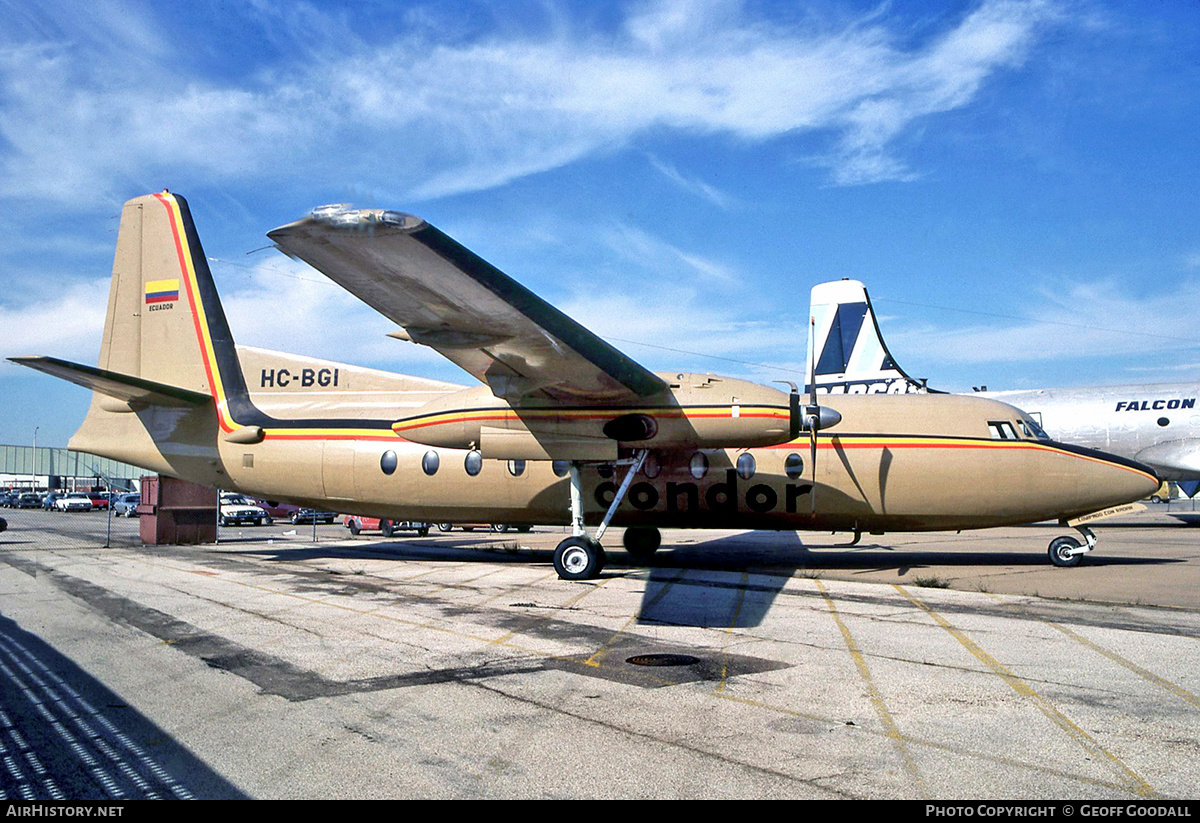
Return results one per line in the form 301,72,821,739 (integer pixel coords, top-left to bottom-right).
1047,621,1200,710
895,585,1157,798
816,579,929,798
580,569,691,668
715,571,750,694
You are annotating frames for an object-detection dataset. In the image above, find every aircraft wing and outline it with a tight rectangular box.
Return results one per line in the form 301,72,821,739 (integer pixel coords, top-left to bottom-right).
268,208,666,404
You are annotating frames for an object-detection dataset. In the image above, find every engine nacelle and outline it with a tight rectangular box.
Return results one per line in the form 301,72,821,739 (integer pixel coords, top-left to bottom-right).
390,372,801,459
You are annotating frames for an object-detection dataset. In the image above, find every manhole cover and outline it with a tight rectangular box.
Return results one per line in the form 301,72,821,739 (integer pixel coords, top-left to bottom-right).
626,653,700,667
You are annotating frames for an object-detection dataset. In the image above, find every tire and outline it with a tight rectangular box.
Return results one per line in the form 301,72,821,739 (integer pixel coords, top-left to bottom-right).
622,526,662,560
1048,536,1083,567
438,523,452,532
290,512,299,524
417,527,429,537
491,524,509,533
517,525,532,533
381,520,395,538
553,536,606,581
348,520,361,536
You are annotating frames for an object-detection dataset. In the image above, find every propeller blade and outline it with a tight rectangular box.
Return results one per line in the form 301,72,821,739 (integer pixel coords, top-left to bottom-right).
809,413,818,515
807,316,819,514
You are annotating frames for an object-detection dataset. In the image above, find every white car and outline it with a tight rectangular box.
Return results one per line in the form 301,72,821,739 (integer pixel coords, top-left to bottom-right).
55,493,94,512
219,494,270,527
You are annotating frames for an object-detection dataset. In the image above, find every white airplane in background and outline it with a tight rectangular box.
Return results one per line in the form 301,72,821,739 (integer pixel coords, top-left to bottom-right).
806,278,1200,483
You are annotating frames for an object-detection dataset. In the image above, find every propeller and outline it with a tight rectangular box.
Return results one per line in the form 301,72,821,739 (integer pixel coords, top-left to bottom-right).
804,316,842,514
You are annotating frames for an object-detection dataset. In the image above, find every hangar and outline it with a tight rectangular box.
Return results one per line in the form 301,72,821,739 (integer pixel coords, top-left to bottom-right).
0,443,142,493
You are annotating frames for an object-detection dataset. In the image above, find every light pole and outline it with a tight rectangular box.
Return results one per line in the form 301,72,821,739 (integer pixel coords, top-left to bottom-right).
32,426,38,492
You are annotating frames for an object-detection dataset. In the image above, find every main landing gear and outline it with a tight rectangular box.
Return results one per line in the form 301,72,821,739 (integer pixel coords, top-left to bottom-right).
553,450,649,581
1048,525,1096,568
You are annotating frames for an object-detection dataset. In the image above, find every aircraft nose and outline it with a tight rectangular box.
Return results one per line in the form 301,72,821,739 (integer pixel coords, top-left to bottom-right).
1061,444,1161,513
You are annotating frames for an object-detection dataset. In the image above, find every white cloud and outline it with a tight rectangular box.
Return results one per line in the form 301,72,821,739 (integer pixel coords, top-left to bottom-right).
0,0,1059,208
884,278,1200,374
0,279,109,362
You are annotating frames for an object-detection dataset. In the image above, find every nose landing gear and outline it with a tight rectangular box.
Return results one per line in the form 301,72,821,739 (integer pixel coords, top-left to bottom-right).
1048,525,1096,568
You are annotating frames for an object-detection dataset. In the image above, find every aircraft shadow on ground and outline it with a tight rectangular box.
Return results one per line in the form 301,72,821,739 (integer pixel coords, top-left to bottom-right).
0,610,248,800
220,530,1182,632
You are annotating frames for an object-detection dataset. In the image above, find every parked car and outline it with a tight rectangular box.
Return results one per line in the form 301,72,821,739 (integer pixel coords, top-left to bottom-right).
0,516,7,533
219,493,271,526
55,493,94,512
344,516,429,537
15,493,42,509
41,492,62,510
245,498,296,520
0,491,18,507
84,492,111,510
436,522,531,533
112,493,141,517
289,507,337,525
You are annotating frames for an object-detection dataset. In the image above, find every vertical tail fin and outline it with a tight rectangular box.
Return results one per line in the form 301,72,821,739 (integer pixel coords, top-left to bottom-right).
99,191,240,400
805,279,929,395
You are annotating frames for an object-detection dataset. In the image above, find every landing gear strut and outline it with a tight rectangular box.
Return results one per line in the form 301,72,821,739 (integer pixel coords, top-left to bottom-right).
1048,525,1096,568
553,450,648,581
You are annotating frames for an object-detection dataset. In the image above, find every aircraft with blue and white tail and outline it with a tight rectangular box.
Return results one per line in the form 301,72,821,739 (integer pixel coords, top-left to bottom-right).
806,278,1200,483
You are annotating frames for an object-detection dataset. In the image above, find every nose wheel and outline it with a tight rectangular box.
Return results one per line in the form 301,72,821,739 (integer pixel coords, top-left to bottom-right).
1048,525,1096,567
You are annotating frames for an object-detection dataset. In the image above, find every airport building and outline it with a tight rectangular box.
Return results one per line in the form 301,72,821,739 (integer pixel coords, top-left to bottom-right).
0,444,143,492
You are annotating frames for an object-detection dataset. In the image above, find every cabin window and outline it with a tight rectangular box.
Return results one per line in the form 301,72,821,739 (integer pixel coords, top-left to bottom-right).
1158,417,1170,427
988,421,1019,440
507,459,526,477
736,452,756,480
552,460,570,477
422,450,440,476
689,452,709,480
464,450,482,476
784,453,804,479
641,451,662,479
380,450,397,475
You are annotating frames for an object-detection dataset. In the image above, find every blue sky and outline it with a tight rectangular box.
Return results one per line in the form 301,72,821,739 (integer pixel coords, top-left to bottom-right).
2,0,1199,447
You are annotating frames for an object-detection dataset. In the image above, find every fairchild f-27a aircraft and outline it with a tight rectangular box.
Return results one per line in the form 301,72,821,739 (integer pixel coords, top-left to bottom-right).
807,278,1200,482
10,193,1160,577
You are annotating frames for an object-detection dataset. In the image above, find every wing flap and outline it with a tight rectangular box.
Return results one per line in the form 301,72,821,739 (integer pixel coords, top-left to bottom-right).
268,209,665,404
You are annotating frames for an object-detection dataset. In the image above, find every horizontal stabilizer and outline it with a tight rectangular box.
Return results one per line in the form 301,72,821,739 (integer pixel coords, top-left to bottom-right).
9,356,211,408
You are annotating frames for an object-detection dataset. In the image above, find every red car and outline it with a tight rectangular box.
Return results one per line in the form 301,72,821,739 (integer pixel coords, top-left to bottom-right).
85,492,111,510
344,516,429,537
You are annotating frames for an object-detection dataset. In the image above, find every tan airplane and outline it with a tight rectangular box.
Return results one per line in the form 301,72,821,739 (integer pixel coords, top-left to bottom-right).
10,192,1160,578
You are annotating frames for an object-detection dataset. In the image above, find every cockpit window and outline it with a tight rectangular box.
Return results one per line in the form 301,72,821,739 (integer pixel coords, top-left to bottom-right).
988,421,1019,440
1018,417,1050,440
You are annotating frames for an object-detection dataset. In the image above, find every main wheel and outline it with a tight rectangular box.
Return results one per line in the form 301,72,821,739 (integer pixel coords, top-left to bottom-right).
554,536,606,581
622,526,662,559
1048,536,1083,567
